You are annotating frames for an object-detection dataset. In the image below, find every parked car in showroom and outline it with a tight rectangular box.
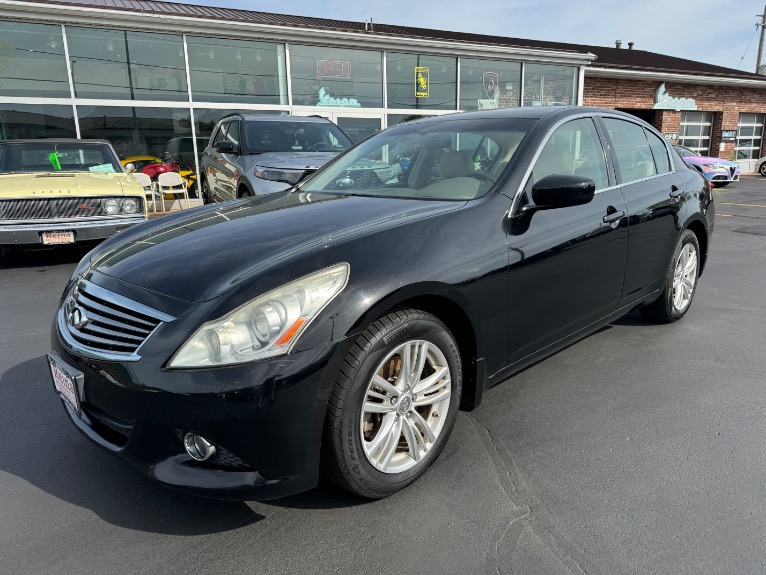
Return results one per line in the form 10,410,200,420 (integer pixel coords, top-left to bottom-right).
673,144,740,186
199,114,352,203
0,139,147,250
49,107,714,501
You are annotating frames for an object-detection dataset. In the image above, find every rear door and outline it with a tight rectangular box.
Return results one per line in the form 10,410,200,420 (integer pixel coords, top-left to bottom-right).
507,116,629,365
207,120,242,201
599,117,682,307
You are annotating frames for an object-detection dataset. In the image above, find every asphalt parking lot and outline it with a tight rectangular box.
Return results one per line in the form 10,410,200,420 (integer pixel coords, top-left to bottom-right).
2,176,766,575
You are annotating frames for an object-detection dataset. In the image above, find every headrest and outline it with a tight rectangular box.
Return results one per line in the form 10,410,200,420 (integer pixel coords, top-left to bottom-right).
440,150,474,178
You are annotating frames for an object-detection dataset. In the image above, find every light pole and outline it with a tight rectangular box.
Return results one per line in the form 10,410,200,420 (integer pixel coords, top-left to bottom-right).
757,5,766,75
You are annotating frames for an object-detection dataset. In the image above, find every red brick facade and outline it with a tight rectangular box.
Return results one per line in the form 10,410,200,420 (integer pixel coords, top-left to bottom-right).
583,76,766,162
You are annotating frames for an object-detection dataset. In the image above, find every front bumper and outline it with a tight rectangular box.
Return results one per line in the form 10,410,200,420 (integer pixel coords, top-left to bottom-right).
0,217,146,245
701,166,740,184
50,320,340,500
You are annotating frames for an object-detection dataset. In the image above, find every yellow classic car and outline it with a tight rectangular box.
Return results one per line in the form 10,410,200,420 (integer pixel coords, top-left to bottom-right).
0,139,147,247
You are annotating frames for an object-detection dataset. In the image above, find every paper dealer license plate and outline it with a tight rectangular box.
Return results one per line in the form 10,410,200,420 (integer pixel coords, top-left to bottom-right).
48,354,81,416
41,231,75,245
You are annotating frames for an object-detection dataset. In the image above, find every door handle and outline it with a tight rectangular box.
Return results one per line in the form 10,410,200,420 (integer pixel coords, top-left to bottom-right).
669,185,683,199
603,208,626,224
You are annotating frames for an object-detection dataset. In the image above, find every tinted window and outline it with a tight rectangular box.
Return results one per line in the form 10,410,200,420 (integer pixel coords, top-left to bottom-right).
645,129,671,174
531,117,609,190
602,118,657,183
224,121,240,148
302,117,535,200
243,121,351,153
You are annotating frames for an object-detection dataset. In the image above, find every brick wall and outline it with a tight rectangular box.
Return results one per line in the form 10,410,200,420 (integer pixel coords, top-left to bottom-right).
584,75,766,161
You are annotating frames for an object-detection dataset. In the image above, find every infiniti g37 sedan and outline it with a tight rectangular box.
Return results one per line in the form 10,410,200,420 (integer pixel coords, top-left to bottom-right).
48,107,714,500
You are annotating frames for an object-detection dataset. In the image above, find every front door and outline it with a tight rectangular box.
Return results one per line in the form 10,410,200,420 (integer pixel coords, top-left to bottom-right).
506,116,629,366
206,119,242,201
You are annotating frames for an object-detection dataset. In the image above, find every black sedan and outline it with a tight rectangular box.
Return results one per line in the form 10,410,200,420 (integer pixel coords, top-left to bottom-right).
48,107,714,500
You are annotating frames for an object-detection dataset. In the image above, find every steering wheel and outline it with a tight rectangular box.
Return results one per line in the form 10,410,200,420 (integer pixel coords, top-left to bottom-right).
309,142,332,152
468,172,494,184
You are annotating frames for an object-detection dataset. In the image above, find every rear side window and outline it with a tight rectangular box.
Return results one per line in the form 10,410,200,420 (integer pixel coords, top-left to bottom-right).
603,118,657,183
644,129,671,174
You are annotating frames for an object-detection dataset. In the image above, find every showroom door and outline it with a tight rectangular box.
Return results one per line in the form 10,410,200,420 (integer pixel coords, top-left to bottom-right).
291,109,383,144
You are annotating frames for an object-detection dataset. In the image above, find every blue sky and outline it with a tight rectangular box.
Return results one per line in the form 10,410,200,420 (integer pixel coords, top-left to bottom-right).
180,0,764,73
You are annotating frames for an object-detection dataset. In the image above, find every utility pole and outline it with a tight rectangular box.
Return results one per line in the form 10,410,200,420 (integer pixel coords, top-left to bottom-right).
757,5,766,75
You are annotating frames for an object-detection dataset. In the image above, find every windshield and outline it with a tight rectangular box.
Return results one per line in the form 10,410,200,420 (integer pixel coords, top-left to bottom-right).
300,117,535,200
0,142,122,174
244,121,352,154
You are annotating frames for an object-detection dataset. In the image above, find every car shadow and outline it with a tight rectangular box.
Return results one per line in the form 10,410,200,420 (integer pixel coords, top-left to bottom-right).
0,244,94,270
0,356,265,534
609,308,653,326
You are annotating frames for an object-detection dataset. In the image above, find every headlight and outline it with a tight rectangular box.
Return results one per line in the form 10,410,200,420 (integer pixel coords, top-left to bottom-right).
168,263,349,368
255,168,304,185
122,198,140,213
103,199,120,214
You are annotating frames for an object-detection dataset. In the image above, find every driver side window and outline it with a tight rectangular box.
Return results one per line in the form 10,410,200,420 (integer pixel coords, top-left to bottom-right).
532,117,609,190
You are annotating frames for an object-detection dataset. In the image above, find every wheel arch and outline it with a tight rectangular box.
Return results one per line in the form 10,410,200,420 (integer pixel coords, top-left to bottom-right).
343,283,483,411
684,218,709,275
237,178,254,198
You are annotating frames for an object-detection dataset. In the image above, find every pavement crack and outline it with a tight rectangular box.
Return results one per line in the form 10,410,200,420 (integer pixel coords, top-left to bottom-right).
466,412,603,575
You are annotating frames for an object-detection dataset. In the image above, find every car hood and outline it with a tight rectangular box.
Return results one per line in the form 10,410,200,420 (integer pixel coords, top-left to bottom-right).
0,172,140,198
684,155,737,167
88,192,462,302
253,151,341,170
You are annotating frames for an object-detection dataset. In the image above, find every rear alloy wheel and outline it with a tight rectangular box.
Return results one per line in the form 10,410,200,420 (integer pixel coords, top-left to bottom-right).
322,309,461,498
640,229,700,323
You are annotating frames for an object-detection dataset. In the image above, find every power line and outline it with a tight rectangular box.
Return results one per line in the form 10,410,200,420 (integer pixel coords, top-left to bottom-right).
736,23,759,69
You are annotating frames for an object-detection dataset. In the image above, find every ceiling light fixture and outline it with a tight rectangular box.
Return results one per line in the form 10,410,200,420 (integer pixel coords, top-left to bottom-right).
107,38,115,52
47,35,59,49
236,48,242,61
208,46,214,59
255,49,262,62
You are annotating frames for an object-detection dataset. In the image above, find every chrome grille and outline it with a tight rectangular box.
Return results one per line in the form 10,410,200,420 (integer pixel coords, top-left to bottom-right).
60,280,175,360
0,197,114,220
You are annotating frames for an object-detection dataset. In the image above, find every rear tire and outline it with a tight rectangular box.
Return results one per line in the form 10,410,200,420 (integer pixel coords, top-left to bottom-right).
640,229,700,324
322,309,462,499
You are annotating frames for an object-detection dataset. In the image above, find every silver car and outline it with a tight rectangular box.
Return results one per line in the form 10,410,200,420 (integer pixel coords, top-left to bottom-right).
200,115,353,202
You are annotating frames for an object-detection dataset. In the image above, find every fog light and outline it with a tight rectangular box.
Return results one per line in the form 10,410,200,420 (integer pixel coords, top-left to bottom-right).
183,433,216,461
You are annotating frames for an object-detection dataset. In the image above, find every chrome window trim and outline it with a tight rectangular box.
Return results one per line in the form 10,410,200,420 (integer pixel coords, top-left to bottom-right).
58,279,175,362
509,112,679,217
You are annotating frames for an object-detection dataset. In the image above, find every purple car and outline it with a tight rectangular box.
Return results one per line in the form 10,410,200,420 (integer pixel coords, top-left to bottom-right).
674,145,740,187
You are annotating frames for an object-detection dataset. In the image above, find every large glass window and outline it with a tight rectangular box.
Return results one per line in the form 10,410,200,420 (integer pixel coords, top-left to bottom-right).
290,45,382,108
460,58,521,111
387,114,437,127
0,21,70,98
335,117,381,144
679,111,714,155
66,27,187,101
77,105,192,160
531,118,608,189
194,108,286,139
187,37,286,105
735,113,764,160
386,53,456,110
603,118,657,183
0,104,76,139
522,64,577,107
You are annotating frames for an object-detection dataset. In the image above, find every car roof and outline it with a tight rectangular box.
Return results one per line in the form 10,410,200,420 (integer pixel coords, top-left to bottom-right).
220,114,334,124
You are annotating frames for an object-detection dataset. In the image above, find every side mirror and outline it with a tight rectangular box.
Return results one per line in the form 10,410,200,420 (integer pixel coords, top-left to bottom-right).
213,140,234,153
524,174,595,212
124,163,136,173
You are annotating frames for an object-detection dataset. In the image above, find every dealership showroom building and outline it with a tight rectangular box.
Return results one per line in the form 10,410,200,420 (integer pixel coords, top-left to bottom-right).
2,0,766,204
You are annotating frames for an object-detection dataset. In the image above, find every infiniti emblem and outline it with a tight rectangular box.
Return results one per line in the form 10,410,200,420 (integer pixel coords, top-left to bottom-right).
68,305,89,329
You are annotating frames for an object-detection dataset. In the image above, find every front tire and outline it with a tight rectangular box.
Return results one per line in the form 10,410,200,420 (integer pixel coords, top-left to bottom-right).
760,163,766,177
640,229,700,323
322,309,462,498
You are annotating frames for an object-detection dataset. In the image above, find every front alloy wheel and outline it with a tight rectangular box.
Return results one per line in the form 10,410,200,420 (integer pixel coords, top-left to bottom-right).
360,340,452,474
322,309,462,498
760,162,766,177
